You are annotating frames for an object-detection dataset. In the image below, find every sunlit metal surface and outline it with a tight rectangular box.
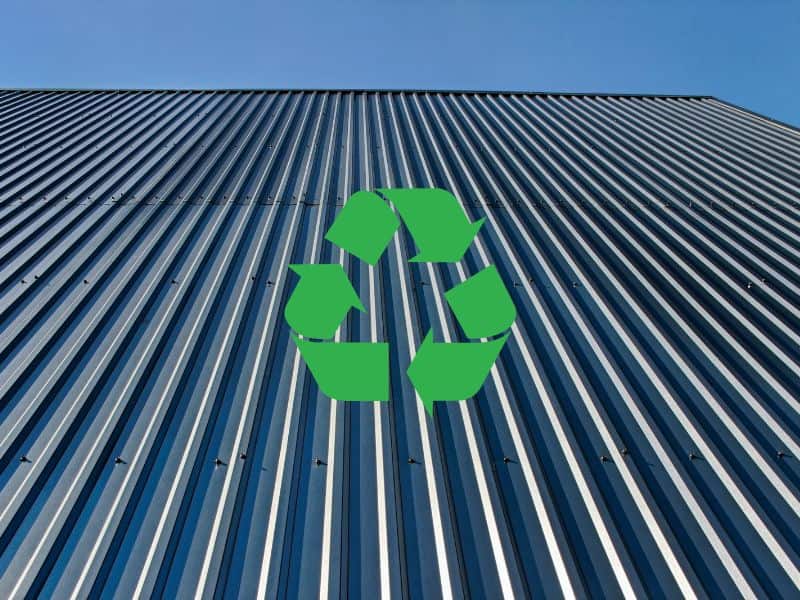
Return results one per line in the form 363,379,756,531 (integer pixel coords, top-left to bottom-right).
0,89,799,598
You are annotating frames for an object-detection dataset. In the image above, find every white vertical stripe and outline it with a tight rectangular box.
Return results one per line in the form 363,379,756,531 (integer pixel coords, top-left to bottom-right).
493,93,800,586
192,92,324,600
318,93,348,600
395,92,581,598
6,93,270,600
506,95,800,516
381,94,517,599
418,92,645,598
367,94,393,600
374,94,459,599
471,93,763,597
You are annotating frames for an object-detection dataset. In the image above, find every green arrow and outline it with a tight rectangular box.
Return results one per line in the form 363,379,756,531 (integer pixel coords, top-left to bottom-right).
407,330,509,414
378,188,484,263
445,266,516,338
285,264,365,339
293,335,389,401
324,191,401,265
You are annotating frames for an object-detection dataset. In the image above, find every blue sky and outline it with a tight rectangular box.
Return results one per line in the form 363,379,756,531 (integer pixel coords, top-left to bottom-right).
2,1,799,126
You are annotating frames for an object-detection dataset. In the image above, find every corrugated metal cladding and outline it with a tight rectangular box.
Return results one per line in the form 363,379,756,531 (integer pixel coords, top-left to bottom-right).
0,88,798,600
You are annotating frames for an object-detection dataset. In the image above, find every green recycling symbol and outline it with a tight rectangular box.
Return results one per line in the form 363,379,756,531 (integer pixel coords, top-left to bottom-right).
285,188,516,414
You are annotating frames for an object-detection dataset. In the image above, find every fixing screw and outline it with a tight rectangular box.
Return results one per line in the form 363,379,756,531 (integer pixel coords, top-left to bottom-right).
214,457,225,466
407,457,416,464
19,455,30,463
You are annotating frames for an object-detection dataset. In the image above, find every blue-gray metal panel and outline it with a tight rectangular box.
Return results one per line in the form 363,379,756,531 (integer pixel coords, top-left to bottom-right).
0,89,798,599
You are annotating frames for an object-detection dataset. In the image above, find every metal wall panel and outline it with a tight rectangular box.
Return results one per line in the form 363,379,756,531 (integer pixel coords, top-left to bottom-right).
0,89,799,599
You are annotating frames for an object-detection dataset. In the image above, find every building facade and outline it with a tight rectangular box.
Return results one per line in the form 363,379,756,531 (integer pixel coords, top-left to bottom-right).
0,89,799,598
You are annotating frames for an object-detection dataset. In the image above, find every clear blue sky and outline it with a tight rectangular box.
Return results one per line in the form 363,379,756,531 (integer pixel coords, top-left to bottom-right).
2,0,798,126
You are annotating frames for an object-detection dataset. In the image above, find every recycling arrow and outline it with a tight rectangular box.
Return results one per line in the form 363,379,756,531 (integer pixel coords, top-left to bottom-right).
378,188,484,263
285,264,388,401
284,264,365,339
324,191,400,265
445,265,516,338
293,335,389,401
285,187,517,414
407,331,509,415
